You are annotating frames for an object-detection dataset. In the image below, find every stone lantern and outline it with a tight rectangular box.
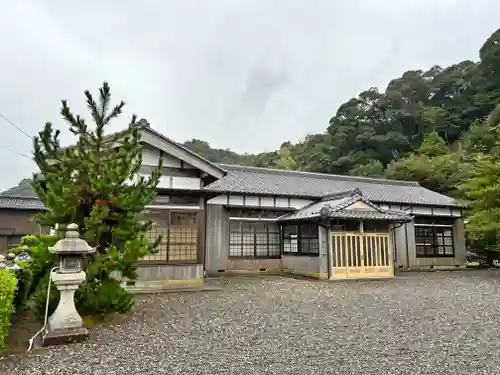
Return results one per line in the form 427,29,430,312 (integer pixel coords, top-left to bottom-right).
42,223,95,346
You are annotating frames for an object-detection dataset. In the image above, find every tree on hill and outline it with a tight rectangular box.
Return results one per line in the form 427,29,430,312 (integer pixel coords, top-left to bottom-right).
31,82,162,282
385,132,466,196
459,104,500,265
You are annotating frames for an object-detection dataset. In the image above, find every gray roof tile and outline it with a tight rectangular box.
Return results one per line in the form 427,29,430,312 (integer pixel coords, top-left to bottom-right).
278,190,413,222
208,164,463,207
0,197,46,210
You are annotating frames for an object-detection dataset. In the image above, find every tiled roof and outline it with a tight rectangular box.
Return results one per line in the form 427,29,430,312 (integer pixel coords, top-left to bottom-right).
0,164,463,210
278,190,413,222
208,164,463,207
0,196,46,210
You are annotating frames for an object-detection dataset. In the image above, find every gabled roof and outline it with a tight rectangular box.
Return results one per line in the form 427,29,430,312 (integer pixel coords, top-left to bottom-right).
140,127,226,180
0,196,46,210
209,164,463,207
277,189,413,222
49,125,226,180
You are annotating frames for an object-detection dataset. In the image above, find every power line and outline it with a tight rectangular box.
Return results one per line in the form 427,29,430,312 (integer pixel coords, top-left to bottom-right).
0,143,32,160
0,112,32,139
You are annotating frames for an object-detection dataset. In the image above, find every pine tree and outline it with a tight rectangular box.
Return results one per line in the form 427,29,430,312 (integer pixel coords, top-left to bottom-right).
31,82,161,281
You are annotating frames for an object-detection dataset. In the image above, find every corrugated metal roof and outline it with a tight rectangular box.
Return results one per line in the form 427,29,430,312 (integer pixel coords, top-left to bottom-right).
0,196,46,210
278,191,413,222
208,164,462,207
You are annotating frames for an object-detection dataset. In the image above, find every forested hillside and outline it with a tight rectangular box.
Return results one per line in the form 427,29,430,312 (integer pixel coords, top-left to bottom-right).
182,28,500,197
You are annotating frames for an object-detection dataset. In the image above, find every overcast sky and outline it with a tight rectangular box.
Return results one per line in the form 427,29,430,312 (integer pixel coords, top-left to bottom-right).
0,0,498,191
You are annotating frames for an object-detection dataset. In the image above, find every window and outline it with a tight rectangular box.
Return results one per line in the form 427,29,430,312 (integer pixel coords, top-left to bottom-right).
283,224,319,256
415,225,454,258
283,225,298,253
229,221,281,258
143,211,199,263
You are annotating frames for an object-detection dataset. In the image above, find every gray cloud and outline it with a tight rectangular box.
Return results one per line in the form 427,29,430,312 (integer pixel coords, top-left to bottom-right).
0,0,498,190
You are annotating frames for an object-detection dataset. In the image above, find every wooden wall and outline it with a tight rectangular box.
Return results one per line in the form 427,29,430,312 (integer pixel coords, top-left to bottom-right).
227,259,281,271
0,209,45,253
281,255,321,278
393,218,467,269
205,204,230,273
137,264,203,282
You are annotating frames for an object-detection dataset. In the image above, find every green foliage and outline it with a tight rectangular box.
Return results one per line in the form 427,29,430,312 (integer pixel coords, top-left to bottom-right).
386,132,467,195
31,82,162,281
76,279,133,316
459,110,500,258
0,269,16,349
349,160,385,178
31,274,59,321
31,277,133,322
182,139,258,165
273,144,299,170
17,235,58,299
12,266,32,311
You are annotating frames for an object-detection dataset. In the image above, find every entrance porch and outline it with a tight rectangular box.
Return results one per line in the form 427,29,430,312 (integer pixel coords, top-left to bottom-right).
277,189,412,280
330,231,392,279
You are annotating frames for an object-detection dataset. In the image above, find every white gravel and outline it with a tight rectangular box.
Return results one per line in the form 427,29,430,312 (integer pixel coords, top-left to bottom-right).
2,270,500,375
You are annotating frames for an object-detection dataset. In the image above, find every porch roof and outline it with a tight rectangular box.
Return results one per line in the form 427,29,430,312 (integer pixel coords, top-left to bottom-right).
277,189,413,223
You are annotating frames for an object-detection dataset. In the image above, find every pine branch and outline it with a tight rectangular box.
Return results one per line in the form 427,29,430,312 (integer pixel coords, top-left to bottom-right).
85,90,102,133
103,102,125,124
99,82,111,119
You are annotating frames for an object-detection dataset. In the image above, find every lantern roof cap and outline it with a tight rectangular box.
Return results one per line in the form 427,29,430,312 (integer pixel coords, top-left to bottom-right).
49,223,95,255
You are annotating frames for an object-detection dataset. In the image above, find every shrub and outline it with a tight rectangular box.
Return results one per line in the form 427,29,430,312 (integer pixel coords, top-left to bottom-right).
12,266,32,311
76,279,134,316
0,269,17,349
17,235,58,298
31,278,133,322
7,235,58,313
31,274,60,322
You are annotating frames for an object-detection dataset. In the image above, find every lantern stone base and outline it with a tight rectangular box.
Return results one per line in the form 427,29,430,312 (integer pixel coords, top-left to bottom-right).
42,326,89,346
42,271,88,346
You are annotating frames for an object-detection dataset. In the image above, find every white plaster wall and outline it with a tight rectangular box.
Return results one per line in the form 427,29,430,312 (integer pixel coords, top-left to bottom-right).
207,194,314,209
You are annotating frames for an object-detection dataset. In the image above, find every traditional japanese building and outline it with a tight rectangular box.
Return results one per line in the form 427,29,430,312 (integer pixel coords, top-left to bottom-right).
0,127,466,287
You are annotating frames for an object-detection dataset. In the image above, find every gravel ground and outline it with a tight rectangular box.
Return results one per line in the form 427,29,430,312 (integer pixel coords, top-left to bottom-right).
2,270,500,375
